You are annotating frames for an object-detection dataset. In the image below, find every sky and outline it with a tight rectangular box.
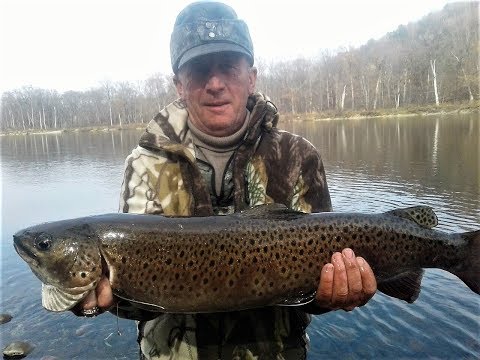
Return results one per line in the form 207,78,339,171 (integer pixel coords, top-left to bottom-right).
0,0,455,95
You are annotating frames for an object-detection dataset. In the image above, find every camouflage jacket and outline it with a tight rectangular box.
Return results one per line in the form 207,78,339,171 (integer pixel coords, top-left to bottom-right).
119,93,332,360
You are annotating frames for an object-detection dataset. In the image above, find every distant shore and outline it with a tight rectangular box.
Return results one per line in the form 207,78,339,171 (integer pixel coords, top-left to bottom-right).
2,101,478,136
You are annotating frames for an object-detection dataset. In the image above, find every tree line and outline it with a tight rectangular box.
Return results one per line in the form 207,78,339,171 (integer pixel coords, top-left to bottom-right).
1,2,478,132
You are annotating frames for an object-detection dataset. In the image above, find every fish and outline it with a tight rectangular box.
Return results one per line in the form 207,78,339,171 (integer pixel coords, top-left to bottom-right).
13,204,479,314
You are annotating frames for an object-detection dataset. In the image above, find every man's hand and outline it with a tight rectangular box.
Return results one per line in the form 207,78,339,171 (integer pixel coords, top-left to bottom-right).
315,248,377,311
72,276,114,316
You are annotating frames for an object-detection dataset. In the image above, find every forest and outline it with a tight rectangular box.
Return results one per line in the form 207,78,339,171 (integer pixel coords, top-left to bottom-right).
1,2,478,132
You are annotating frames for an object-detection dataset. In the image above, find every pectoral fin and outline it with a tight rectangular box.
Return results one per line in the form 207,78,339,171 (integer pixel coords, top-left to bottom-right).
42,283,90,312
377,269,424,303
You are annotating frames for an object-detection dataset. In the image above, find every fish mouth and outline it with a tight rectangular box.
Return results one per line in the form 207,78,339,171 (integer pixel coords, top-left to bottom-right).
13,238,39,267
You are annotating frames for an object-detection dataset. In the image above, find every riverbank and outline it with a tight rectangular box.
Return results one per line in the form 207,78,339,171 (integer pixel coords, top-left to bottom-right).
280,100,480,122
2,101,478,136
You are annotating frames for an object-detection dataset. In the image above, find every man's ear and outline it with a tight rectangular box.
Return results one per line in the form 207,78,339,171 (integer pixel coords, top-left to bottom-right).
173,75,185,99
248,67,257,94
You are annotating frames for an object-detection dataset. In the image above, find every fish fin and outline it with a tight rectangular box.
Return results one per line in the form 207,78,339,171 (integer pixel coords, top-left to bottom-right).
42,283,90,312
239,204,305,220
451,230,480,294
386,206,438,228
377,269,424,303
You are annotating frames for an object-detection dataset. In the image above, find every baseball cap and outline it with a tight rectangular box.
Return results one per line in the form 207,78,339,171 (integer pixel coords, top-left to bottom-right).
170,1,254,73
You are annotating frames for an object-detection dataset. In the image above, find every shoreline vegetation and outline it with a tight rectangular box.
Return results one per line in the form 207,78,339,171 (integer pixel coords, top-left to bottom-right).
2,3,478,137
2,101,478,136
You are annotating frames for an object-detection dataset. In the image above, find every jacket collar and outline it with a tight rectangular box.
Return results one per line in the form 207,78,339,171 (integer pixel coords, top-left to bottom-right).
138,92,279,163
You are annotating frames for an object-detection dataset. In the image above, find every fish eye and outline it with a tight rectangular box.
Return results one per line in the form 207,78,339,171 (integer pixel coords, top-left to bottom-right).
35,234,52,251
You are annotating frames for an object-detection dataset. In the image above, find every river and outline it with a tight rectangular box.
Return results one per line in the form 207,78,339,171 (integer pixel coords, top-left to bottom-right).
1,112,479,359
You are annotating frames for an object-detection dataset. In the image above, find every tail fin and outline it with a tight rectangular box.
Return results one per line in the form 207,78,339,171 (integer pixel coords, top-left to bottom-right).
452,230,480,294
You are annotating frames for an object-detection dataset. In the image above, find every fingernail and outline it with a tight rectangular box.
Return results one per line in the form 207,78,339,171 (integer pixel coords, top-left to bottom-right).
344,248,353,258
324,264,334,273
357,257,365,270
332,253,341,263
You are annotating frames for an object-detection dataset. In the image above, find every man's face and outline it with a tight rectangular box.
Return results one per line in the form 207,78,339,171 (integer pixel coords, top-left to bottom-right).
174,52,257,137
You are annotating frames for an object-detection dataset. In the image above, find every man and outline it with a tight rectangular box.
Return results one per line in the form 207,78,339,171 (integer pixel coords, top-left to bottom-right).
80,2,377,359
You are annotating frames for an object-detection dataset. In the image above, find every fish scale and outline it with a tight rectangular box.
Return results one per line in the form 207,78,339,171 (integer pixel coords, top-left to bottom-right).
13,204,480,313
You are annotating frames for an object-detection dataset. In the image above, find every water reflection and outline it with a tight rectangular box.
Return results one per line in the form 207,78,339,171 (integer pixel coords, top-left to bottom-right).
281,113,479,230
1,129,142,166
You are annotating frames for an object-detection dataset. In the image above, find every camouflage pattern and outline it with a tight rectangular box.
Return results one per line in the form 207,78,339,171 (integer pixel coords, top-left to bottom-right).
119,92,332,359
170,2,254,73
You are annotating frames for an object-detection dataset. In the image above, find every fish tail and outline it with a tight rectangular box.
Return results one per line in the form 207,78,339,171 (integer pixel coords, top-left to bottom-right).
452,230,480,294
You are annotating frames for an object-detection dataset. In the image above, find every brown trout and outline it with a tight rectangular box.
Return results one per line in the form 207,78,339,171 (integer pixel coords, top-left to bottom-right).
13,204,479,313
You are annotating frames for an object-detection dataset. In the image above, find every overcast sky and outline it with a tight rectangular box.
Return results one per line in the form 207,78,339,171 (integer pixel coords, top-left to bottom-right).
0,0,454,95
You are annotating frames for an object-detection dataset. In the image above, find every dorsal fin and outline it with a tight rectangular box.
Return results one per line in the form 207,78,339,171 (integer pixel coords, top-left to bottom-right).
237,204,305,220
386,206,438,228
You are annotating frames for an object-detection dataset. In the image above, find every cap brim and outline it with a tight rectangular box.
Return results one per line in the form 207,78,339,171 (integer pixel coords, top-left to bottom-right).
177,42,253,71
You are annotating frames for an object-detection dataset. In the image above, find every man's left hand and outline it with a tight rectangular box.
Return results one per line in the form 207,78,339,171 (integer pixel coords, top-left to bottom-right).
315,248,377,311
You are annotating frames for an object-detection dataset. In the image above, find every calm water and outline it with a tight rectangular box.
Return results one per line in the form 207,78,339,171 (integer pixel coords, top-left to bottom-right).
1,113,479,359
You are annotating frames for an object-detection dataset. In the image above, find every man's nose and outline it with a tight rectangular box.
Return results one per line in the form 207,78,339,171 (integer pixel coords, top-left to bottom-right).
205,70,226,92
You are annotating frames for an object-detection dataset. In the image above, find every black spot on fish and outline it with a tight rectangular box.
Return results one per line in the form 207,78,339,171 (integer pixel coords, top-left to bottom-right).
269,282,274,288
81,272,86,278
220,244,225,251
175,273,179,280
166,258,172,265
143,263,149,269
299,249,304,256
209,260,215,267
121,257,127,264
253,256,258,263
203,278,208,284
228,257,234,265
152,275,157,281
193,274,198,281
